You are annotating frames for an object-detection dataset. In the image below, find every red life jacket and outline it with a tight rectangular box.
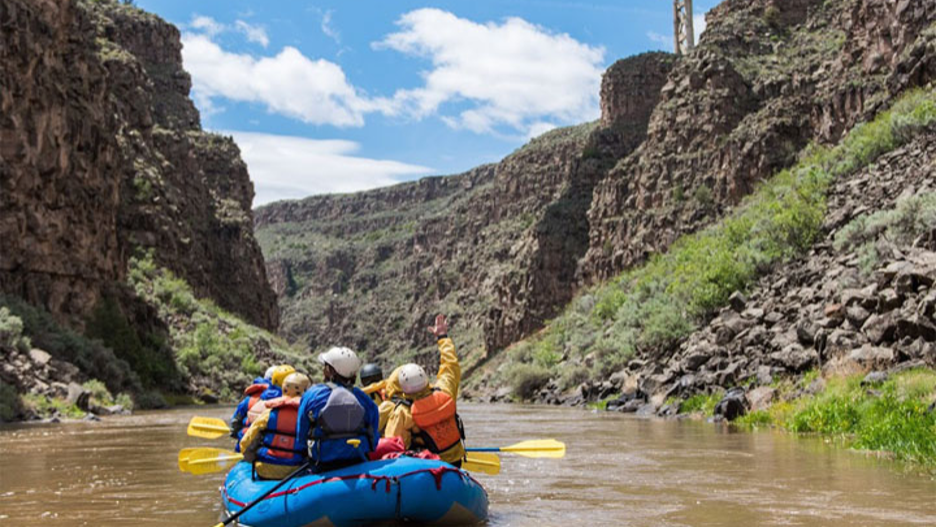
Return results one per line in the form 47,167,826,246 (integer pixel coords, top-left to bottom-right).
411,390,464,455
257,397,304,466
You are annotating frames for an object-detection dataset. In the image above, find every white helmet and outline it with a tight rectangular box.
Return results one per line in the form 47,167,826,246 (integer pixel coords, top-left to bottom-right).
399,363,429,394
264,366,277,381
318,346,362,379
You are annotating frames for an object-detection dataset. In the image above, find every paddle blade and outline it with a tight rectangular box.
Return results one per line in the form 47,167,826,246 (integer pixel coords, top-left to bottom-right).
500,439,566,459
463,452,500,475
180,448,244,475
178,447,200,472
187,416,231,440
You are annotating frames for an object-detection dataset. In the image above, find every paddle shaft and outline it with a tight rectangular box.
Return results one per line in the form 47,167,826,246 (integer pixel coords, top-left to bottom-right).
214,460,312,527
465,447,500,452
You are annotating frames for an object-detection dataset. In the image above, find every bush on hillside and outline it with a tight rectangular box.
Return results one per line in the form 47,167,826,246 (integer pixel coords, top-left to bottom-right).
85,297,179,390
834,191,936,252
0,295,142,396
505,362,552,400
496,88,936,399
128,252,313,401
0,381,25,422
0,306,30,351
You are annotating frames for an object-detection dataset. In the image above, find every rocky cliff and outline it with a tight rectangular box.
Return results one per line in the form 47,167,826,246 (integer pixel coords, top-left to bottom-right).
0,0,278,330
256,53,673,370
0,0,287,414
580,0,936,282
259,0,935,381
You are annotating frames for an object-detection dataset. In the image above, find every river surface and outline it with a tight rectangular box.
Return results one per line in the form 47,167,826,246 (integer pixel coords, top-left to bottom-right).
0,403,934,526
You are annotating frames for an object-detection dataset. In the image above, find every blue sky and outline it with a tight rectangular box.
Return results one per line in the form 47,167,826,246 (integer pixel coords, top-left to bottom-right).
137,0,719,206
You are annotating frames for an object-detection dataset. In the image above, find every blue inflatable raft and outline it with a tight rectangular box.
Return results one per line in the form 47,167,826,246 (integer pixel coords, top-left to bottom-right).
221,457,489,526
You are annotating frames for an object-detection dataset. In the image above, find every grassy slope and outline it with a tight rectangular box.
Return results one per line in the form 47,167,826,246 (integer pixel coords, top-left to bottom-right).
482,88,936,465
127,252,315,402
0,253,313,420
491,89,936,395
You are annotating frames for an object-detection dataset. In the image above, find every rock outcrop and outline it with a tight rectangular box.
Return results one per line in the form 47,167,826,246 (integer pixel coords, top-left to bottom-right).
259,0,936,378
573,130,936,414
580,0,936,282
0,0,278,330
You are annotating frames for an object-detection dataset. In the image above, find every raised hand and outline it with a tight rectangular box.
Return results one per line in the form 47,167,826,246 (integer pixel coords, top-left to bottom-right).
427,314,448,338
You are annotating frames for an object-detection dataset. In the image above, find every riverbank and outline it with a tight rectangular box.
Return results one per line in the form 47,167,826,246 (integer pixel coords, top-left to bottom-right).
466,89,936,471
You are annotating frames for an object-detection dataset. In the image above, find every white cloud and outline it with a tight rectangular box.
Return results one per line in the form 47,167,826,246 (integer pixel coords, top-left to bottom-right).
182,33,390,126
226,131,432,206
189,15,224,37
375,9,605,136
235,20,270,48
321,10,340,44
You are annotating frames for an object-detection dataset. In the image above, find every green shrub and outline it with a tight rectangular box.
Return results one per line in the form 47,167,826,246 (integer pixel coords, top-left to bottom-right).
1,295,141,395
735,409,773,428
680,392,722,415
135,390,168,409
0,307,29,351
764,6,782,29
692,185,714,209
834,192,936,253
22,393,85,419
506,362,553,400
86,297,178,389
82,379,114,407
0,381,24,422
783,370,936,465
559,364,590,391
495,88,936,388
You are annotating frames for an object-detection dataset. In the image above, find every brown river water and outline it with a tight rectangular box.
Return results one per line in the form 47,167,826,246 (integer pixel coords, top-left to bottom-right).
0,403,934,526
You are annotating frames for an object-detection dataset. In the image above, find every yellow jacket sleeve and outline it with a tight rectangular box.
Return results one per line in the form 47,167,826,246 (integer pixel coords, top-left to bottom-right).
384,366,404,400
433,337,460,399
378,400,395,433
384,403,414,448
239,409,271,458
362,379,386,395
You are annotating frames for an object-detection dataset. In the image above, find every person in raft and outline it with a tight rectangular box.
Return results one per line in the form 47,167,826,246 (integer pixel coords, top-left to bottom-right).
239,372,312,479
384,314,467,467
229,365,289,452
361,363,398,433
361,363,386,405
296,347,381,472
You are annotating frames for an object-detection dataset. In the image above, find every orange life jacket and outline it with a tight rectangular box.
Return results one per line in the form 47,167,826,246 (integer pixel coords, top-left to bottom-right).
411,390,464,456
257,396,304,465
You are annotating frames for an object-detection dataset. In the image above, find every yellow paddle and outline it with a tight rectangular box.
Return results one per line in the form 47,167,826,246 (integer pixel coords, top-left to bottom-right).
179,445,502,476
178,447,244,476
467,439,566,459
188,416,232,440
178,447,200,472
462,452,501,475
